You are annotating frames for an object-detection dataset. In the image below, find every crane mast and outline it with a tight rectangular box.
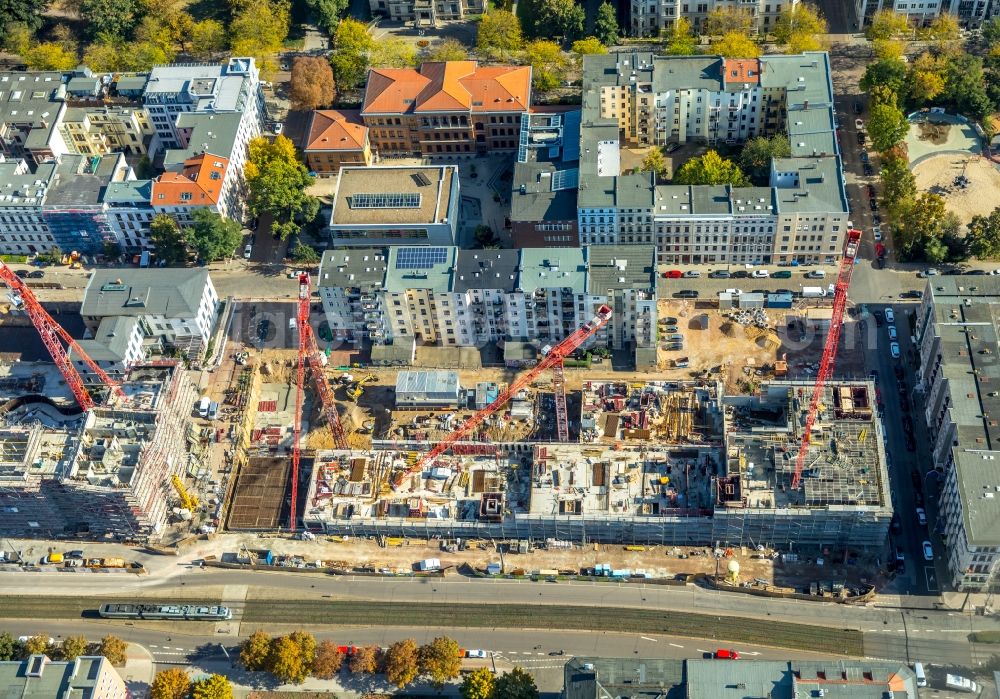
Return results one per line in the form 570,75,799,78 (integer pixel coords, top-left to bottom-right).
0,262,127,411
792,229,862,490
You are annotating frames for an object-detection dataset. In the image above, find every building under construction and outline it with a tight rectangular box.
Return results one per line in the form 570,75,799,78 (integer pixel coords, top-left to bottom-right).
0,363,197,539
300,380,891,549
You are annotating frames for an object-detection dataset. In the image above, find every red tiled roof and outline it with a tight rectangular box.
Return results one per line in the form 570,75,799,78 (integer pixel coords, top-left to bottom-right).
723,58,761,84
304,109,368,152
362,61,531,115
152,153,228,207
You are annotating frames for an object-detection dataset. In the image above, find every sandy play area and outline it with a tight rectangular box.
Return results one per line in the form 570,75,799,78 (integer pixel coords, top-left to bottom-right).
912,155,1000,225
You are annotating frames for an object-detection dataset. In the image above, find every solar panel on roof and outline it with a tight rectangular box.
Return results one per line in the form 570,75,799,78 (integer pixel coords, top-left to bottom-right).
350,192,421,209
395,247,448,269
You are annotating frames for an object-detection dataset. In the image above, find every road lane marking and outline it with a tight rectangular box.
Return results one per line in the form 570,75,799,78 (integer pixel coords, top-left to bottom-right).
668,643,684,648
640,637,658,642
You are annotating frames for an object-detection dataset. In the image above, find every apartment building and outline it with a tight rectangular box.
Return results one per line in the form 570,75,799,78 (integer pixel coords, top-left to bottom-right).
0,655,129,698
303,109,372,173
80,269,219,362
630,0,799,38
855,0,996,27
370,0,486,24
575,52,848,265
0,70,69,165
361,61,531,158
58,105,154,156
328,165,460,246
915,278,1000,592
318,245,656,355
143,57,264,153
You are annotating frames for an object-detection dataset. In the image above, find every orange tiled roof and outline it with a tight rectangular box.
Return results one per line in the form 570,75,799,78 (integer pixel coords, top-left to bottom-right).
152,153,228,207
362,61,531,115
723,58,761,84
304,109,368,152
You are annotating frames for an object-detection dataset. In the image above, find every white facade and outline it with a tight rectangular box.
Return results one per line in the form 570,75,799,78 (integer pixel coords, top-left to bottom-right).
856,0,996,27
630,0,799,37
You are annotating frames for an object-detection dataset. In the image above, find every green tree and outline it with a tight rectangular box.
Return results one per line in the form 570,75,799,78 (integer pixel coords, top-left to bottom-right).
673,150,750,186
943,53,993,119
188,209,242,262
738,134,791,183
865,9,911,41
150,668,191,699
268,635,310,684
240,630,271,671
79,0,144,39
879,148,917,220
594,1,618,46
983,16,1000,48
872,38,904,61
311,640,344,679
908,53,946,104
711,31,760,58
524,39,568,91
461,667,497,699
230,0,290,75
640,147,668,180
772,4,826,45
289,55,336,110
494,667,539,699
919,13,960,48
860,58,907,99
245,135,317,240
60,636,89,661
348,644,380,673
149,215,188,266
663,17,697,56
0,632,18,661
307,0,348,36
418,636,462,689
427,37,470,61
331,18,373,89
703,6,753,35
371,36,416,68
477,9,523,59
537,0,584,41
290,242,320,263
896,192,951,262
22,636,50,656
571,36,607,55
0,0,49,51
189,19,226,60
384,638,419,688
99,635,128,666
867,98,909,152
23,41,77,69
190,674,233,699
966,207,1000,259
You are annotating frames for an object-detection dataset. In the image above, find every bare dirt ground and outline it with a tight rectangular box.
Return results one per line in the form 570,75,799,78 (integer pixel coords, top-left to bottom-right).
913,155,1000,226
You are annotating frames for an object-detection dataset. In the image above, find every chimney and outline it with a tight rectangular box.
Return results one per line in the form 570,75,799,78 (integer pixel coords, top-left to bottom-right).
803,100,809,110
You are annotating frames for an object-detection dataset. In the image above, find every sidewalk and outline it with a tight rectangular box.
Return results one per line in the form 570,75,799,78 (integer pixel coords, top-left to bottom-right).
122,642,155,699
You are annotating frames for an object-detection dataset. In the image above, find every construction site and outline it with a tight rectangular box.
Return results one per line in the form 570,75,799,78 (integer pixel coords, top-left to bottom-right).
580,381,723,445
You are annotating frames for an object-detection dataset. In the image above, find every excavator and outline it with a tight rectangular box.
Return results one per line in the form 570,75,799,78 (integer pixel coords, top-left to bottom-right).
348,373,378,402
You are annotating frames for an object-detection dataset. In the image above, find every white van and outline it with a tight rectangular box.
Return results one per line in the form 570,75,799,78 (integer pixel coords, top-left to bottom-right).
197,397,211,418
913,662,926,687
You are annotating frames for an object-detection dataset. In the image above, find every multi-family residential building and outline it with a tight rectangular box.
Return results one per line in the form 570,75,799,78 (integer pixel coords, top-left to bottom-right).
58,105,154,156
80,269,220,363
855,0,996,27
303,109,372,174
361,61,531,158
370,0,485,24
142,57,264,153
152,153,230,224
0,655,129,698
630,0,799,37
328,165,460,247
915,277,1000,592
0,70,69,165
574,52,848,265
318,245,657,357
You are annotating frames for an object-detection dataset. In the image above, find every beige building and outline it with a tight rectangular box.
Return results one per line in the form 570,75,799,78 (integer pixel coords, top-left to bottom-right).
303,109,372,174
630,0,799,37
59,106,154,156
370,0,486,24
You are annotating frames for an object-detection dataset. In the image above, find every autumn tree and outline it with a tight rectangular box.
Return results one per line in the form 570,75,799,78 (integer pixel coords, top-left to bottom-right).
879,147,917,221
966,207,1000,259
571,37,607,55
60,636,89,661
738,134,791,183
673,150,749,186
330,18,373,89
640,147,668,180
907,53,946,104
99,635,128,666
918,13,960,48
860,58,907,99
240,629,272,671
895,192,953,262
348,644,380,673
268,635,311,684
773,4,826,52
244,135,318,240
865,9,911,41
0,0,49,51
494,666,539,699
371,36,417,68
594,1,618,46
418,636,462,689
22,636,50,656
524,39,568,91
663,17,697,56
383,638,420,688
190,19,226,59
22,42,77,69
0,633,17,661
150,668,191,699
230,0,290,75
477,9,523,60
704,7,753,35
461,667,496,699
872,38,904,61
867,93,909,152
311,640,344,679
290,56,335,110
711,31,760,58
785,32,822,53
427,37,469,62
190,674,233,699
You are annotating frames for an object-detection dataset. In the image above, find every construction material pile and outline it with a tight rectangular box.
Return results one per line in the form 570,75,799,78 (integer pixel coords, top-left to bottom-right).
727,308,770,328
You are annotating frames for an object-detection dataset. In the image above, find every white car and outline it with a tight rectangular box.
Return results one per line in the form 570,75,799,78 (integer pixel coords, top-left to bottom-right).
751,269,770,278
916,507,927,526
884,308,895,324
890,342,900,359
725,288,744,296
887,325,897,340
873,226,882,241
855,118,864,130
466,649,488,658
922,541,934,561
244,244,253,259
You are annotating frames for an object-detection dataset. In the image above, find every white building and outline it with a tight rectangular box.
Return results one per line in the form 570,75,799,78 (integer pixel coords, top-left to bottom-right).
630,0,799,38
855,0,998,27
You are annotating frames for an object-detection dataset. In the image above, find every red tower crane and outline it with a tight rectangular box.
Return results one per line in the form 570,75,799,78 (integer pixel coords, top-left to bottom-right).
0,262,127,411
792,228,862,490
290,272,348,529
405,304,614,479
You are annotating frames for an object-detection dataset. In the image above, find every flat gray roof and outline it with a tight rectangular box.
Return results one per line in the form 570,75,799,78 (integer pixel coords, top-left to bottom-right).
331,166,456,227
318,248,387,289
518,247,587,294
510,159,578,223
454,249,520,293
384,246,456,293
163,111,242,168
81,269,211,319
47,154,126,207
586,245,656,293
772,157,849,214
0,160,56,208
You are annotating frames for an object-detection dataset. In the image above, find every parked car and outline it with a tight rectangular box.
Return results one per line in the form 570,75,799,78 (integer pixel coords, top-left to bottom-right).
916,508,927,526
244,244,253,259
922,541,934,561
873,226,882,241
872,214,881,225
867,184,877,198
714,649,740,660
751,269,770,278
673,290,699,298
665,142,682,154
854,102,863,114
884,308,894,323
663,270,683,278
805,270,826,279
27,270,45,278
683,270,701,278
869,198,879,211
855,118,864,129
902,415,914,434
863,163,874,176
772,270,792,278
918,268,939,278
861,151,870,164
709,270,731,278
14,269,28,278
731,270,750,278
965,269,989,275
905,434,916,451
890,342,900,359
856,131,866,145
